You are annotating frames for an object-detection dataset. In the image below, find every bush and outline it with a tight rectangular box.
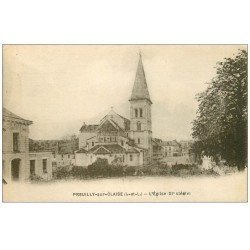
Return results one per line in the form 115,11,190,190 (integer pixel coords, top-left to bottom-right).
51,159,219,180
30,174,44,182
124,166,136,176
87,158,110,178
71,166,88,179
142,161,171,176
53,166,71,179
109,165,124,177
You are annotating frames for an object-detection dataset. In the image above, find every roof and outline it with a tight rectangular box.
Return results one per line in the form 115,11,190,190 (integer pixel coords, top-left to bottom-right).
100,109,130,131
126,147,140,154
88,144,127,154
162,140,181,147
86,136,97,141
3,108,33,125
80,124,98,132
97,119,123,133
76,148,88,153
129,54,152,104
152,138,163,146
101,109,130,123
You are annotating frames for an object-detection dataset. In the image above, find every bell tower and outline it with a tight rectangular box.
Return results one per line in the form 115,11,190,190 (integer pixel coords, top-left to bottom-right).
129,53,152,162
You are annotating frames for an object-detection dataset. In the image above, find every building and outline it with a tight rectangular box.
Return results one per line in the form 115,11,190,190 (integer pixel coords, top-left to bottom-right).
53,138,78,168
29,151,53,180
162,140,182,157
3,108,52,182
29,137,78,169
152,138,164,161
76,54,152,167
179,140,193,156
3,108,33,182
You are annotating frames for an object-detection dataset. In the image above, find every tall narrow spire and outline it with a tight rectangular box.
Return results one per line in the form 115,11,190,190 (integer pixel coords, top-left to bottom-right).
129,53,152,104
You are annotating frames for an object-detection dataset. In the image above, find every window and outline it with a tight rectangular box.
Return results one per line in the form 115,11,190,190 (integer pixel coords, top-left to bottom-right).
130,154,133,161
121,141,124,146
61,154,63,160
30,160,35,175
137,122,141,131
135,108,138,117
139,108,143,117
42,159,47,173
138,138,140,144
92,142,94,146
122,155,125,162
68,154,70,158
13,133,19,152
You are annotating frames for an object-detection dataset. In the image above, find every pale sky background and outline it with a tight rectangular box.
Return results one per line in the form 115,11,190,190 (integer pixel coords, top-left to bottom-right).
3,45,247,141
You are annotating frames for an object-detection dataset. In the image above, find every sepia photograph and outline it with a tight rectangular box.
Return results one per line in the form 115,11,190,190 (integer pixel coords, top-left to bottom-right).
2,44,247,202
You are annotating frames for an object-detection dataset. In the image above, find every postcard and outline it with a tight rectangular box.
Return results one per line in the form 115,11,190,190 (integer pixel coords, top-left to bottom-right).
2,45,247,202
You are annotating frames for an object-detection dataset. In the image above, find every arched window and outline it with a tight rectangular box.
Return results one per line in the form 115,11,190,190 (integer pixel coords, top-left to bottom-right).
137,122,141,131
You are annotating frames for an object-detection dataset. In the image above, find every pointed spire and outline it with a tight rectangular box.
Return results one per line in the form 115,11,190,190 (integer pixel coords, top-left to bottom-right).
129,53,152,104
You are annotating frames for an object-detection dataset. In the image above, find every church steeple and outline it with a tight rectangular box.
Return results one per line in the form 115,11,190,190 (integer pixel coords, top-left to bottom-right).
128,52,153,161
129,53,152,104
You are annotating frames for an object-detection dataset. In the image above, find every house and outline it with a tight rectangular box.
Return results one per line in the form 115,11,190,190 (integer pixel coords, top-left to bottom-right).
179,140,193,156
29,137,78,169
3,108,33,182
53,138,78,168
29,151,53,180
76,54,153,167
3,108,53,182
162,140,182,157
152,138,164,160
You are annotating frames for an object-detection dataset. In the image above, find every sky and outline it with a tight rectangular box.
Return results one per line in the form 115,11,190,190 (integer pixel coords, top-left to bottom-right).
3,45,247,141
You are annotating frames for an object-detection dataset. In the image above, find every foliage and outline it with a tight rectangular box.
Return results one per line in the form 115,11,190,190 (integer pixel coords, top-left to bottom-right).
71,166,89,179
192,50,247,170
30,174,44,182
53,160,220,180
53,166,72,179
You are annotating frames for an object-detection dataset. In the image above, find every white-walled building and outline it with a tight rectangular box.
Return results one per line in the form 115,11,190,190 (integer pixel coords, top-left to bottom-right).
162,140,182,157
29,151,53,180
3,108,53,182
76,54,152,167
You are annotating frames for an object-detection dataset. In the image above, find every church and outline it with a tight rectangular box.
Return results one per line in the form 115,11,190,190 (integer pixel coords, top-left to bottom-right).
75,54,153,167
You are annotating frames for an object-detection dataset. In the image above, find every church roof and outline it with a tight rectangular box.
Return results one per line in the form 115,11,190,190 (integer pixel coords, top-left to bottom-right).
100,109,130,131
79,124,98,132
129,54,152,104
97,119,123,133
89,144,127,154
3,107,33,125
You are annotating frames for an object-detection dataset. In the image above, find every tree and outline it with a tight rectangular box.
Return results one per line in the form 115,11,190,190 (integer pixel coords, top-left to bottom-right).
192,49,247,170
